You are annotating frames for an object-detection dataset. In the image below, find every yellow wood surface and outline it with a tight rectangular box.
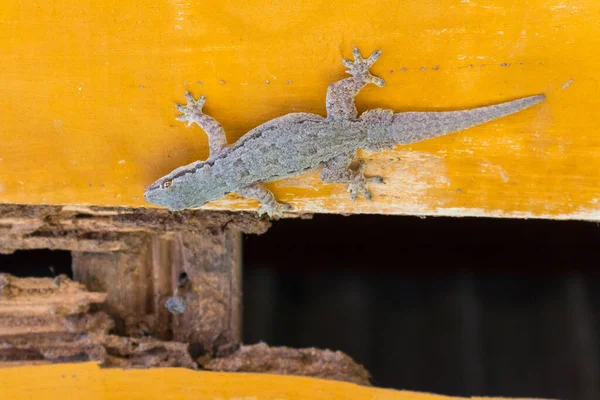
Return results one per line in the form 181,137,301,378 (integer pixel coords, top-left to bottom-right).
0,0,598,219
0,362,542,400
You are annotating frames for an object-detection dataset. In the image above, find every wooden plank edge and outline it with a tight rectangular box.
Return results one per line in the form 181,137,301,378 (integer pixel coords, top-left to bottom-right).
0,362,553,400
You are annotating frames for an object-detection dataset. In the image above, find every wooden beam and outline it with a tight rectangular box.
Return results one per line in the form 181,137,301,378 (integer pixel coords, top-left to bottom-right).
0,271,373,385
0,1,598,219
0,205,259,355
0,274,196,368
72,231,242,351
0,362,546,400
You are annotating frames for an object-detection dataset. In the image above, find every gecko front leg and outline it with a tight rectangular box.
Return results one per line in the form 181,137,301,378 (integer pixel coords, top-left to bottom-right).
326,47,385,121
320,152,385,201
175,91,228,159
237,184,292,217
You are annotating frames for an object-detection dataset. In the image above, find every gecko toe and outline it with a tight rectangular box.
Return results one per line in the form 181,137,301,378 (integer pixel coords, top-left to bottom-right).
342,59,354,69
366,50,382,65
347,176,378,201
371,76,385,87
258,202,292,218
369,176,385,184
184,91,195,103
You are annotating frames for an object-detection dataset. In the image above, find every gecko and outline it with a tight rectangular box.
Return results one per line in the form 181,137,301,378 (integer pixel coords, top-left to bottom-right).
144,47,545,217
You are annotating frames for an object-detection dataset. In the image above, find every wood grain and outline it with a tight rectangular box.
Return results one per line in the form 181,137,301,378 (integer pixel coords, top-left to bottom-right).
0,0,598,219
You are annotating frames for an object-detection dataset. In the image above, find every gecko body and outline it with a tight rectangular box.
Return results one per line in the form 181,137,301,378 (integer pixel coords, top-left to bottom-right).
144,47,545,216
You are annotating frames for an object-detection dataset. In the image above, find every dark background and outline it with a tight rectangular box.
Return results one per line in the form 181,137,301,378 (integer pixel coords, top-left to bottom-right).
2,215,600,400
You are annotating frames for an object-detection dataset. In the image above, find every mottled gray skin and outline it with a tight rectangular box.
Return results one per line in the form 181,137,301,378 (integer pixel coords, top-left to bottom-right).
145,47,545,216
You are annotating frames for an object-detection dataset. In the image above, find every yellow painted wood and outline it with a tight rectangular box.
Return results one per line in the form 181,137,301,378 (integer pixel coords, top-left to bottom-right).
0,0,598,219
0,362,542,400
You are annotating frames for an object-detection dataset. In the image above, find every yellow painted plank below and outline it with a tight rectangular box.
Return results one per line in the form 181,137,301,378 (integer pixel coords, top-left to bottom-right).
0,0,599,219
0,362,543,400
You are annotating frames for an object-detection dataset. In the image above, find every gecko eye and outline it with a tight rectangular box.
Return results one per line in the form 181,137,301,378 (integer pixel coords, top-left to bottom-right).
161,180,172,189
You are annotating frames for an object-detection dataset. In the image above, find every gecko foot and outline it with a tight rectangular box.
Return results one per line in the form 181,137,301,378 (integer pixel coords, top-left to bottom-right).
348,181,372,201
258,201,293,218
348,179,385,201
342,47,385,87
348,161,385,201
175,91,207,126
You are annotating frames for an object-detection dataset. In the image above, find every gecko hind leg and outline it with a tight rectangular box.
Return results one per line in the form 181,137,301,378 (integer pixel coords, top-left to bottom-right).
326,47,386,120
175,91,228,159
320,153,385,201
237,184,292,217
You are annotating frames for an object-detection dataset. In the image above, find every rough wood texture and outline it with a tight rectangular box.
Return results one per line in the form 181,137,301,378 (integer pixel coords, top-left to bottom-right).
0,256,371,386
0,362,549,400
203,342,371,386
0,274,106,316
0,204,269,255
0,0,597,220
72,248,172,339
0,204,255,355
72,231,242,354
0,274,196,369
0,274,373,384
167,232,242,353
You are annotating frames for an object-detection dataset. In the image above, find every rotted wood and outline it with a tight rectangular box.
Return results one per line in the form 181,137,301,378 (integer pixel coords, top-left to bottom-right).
0,272,371,384
0,273,196,368
202,342,371,385
71,230,243,354
0,204,269,254
0,204,372,385
0,204,266,356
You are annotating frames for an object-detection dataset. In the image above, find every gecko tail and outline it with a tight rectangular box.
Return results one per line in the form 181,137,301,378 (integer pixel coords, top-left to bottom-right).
392,94,545,145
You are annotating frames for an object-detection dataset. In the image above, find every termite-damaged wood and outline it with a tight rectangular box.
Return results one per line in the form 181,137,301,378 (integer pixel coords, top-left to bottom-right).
0,204,372,386
0,274,196,369
203,342,371,386
0,204,270,254
0,204,262,355
71,230,242,354
0,274,106,316
0,273,371,384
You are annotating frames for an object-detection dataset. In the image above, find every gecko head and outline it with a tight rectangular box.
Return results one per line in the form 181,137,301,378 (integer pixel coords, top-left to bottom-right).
144,170,208,211
144,175,183,210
